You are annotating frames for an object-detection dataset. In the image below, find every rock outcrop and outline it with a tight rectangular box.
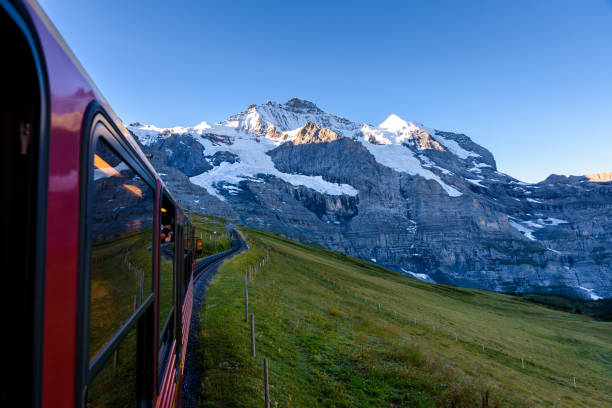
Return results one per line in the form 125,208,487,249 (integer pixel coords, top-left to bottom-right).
293,121,341,145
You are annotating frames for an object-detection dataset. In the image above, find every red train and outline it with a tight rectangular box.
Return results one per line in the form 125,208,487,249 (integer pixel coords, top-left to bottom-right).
3,1,197,406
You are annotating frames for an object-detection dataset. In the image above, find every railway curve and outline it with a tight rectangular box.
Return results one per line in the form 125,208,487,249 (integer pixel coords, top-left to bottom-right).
182,230,247,408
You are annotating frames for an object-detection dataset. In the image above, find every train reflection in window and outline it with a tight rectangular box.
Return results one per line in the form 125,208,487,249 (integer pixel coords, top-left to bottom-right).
89,139,154,361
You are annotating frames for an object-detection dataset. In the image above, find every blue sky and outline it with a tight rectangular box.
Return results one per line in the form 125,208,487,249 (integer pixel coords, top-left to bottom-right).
39,0,612,182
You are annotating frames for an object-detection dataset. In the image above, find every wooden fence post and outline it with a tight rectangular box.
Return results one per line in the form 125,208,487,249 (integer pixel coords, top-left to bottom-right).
244,273,249,323
481,390,488,407
113,346,119,369
250,313,256,357
264,358,270,408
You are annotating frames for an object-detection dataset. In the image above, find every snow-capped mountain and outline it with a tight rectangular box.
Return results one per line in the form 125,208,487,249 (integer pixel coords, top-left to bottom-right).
128,98,612,299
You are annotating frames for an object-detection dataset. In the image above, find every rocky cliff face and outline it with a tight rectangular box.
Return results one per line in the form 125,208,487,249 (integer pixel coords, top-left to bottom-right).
128,98,612,299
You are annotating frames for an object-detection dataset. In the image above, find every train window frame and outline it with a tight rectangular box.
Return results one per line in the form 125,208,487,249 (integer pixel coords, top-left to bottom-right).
87,136,155,362
77,109,157,406
157,191,177,389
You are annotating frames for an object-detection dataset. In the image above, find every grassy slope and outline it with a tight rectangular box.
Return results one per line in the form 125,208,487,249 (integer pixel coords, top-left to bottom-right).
518,294,612,321
198,228,612,407
189,213,232,258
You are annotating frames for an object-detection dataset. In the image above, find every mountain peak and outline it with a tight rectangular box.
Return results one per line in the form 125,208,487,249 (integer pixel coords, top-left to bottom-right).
193,120,211,130
379,114,412,133
282,98,323,113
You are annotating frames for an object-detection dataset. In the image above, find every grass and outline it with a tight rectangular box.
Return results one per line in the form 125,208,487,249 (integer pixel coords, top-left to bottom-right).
518,294,612,321
197,227,612,407
188,212,233,258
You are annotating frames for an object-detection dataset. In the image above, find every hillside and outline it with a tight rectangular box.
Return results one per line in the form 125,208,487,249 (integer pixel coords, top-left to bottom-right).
196,226,611,407
189,212,233,258
128,98,612,299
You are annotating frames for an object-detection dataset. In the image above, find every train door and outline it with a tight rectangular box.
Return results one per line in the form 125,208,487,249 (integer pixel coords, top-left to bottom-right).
1,3,47,407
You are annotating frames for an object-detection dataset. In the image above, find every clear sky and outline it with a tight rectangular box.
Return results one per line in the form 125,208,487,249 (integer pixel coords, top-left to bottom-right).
39,0,612,182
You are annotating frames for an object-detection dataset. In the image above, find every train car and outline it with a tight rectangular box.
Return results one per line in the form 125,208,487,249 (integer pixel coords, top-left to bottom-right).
2,0,196,406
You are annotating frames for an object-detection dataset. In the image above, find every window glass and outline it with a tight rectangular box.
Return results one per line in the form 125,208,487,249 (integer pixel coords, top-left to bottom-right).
87,328,137,407
89,139,154,361
159,196,174,337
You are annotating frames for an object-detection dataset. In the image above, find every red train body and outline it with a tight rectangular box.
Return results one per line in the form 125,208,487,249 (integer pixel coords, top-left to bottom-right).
2,1,196,406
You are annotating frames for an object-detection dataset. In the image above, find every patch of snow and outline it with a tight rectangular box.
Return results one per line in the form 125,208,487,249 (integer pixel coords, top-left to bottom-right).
128,124,166,146
280,125,304,141
524,220,544,229
370,258,377,263
468,161,492,174
357,133,462,197
418,155,453,175
509,219,537,241
432,133,480,159
361,124,392,145
363,115,439,147
400,268,436,283
221,184,242,195
193,121,212,130
189,133,359,201
378,114,411,133
418,154,435,167
435,166,453,175
466,178,487,188
539,217,568,226
578,286,603,300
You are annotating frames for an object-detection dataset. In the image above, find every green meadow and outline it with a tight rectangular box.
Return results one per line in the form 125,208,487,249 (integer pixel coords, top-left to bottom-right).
189,213,233,258
197,227,611,407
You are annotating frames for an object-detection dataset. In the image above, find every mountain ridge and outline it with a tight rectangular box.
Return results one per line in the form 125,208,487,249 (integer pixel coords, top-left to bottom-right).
127,98,612,299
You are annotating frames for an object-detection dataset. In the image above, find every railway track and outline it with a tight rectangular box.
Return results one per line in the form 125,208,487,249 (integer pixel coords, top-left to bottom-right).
182,230,247,408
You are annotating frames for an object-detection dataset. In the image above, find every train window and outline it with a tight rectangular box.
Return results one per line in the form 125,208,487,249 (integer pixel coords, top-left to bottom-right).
159,194,175,338
183,221,193,297
86,327,137,407
158,194,175,382
89,139,154,361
